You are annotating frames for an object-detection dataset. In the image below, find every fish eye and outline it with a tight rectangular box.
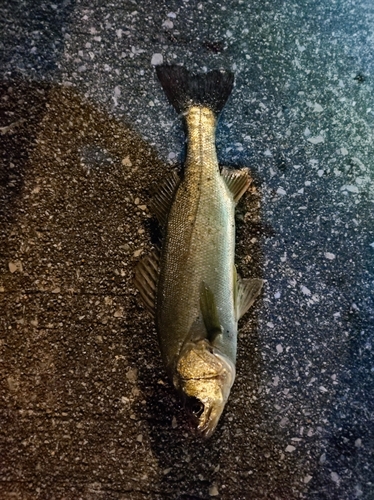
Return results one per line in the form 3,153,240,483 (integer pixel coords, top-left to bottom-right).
187,396,204,418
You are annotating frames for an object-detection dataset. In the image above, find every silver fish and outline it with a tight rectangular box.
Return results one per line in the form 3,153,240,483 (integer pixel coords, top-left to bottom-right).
135,65,263,438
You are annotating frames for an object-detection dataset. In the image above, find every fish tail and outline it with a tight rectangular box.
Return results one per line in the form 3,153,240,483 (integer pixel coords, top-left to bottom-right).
156,64,234,116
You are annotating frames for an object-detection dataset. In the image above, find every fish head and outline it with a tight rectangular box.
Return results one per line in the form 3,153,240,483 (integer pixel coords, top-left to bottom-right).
175,340,235,438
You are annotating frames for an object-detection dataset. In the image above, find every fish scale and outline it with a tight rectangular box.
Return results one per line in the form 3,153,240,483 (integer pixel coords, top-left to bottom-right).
157,106,237,374
134,65,263,437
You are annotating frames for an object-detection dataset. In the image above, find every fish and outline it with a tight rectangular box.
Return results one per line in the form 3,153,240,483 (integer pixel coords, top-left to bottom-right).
134,65,263,438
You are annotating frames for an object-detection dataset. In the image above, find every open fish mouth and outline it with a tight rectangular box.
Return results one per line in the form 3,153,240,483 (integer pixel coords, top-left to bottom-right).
177,344,236,438
185,394,224,439
196,399,226,439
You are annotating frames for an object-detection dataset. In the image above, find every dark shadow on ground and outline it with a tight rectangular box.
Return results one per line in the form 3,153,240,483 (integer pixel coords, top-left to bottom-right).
1,79,304,499
0,79,167,499
0,79,51,246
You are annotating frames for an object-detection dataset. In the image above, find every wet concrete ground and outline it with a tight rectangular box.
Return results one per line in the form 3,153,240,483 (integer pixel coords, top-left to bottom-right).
1,1,374,499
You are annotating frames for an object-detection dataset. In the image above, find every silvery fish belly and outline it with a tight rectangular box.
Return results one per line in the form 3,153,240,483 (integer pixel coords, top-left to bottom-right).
134,65,263,438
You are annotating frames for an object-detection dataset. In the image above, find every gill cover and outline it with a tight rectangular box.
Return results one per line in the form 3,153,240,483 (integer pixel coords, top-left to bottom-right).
175,340,235,438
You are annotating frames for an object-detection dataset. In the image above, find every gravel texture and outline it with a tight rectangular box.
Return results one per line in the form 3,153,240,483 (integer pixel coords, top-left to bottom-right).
1,1,373,499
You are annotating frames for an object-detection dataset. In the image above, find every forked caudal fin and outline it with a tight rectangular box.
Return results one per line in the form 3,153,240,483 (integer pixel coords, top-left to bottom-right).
156,64,234,116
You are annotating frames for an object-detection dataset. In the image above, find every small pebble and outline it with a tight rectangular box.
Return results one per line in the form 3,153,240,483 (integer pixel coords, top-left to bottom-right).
285,445,296,453
330,472,340,484
9,261,21,273
114,308,123,318
341,184,359,193
313,103,323,112
209,484,219,497
324,252,335,260
122,156,132,167
162,19,173,29
151,53,163,65
307,135,324,144
126,368,138,382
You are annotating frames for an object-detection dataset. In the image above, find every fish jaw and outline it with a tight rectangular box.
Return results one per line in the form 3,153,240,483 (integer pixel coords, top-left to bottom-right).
174,340,236,438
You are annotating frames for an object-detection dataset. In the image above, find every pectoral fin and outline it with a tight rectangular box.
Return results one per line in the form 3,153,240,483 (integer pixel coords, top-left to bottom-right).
222,168,252,203
199,283,223,343
149,171,180,225
234,268,263,319
133,251,159,314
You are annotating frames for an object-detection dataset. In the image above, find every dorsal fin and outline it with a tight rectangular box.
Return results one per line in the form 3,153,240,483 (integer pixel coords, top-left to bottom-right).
149,171,180,225
133,251,160,314
222,168,252,203
199,283,223,343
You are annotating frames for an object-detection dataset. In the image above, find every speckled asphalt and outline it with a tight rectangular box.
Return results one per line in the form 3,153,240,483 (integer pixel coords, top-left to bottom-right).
1,1,373,499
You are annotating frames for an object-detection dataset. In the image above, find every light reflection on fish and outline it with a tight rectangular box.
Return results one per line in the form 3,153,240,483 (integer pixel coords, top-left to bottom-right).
134,65,263,438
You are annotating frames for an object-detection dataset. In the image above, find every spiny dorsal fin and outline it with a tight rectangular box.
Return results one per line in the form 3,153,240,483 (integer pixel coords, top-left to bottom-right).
235,274,263,320
222,167,252,203
199,283,223,343
149,171,180,225
133,251,160,314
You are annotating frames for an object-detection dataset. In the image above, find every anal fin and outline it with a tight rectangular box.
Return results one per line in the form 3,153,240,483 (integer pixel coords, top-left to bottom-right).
222,167,252,203
133,251,159,314
149,171,180,225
